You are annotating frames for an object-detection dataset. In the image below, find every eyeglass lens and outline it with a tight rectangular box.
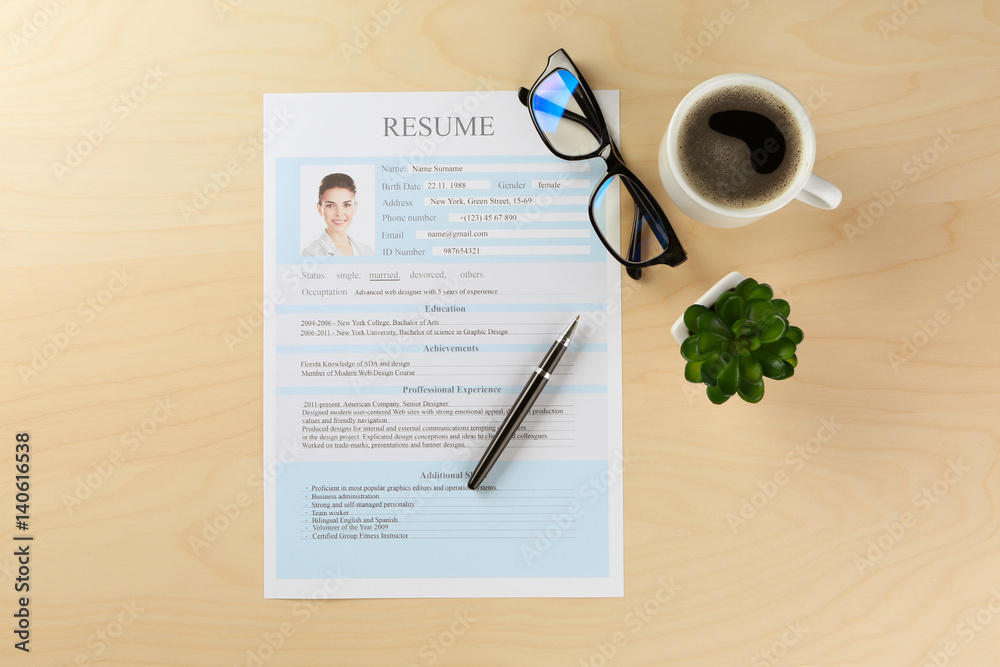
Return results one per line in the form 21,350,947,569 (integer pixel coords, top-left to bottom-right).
530,69,601,157
592,174,671,264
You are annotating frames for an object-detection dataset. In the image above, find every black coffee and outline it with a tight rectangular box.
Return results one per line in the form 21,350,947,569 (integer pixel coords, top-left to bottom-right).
677,85,804,209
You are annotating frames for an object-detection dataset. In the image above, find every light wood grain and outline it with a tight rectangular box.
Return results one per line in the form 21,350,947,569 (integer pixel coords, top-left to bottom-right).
2,0,999,665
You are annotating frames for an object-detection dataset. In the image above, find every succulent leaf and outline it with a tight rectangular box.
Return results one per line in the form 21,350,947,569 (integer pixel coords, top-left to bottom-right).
772,298,790,318
720,297,743,327
706,385,733,404
786,354,798,368
701,357,724,385
695,332,727,356
735,278,758,301
738,377,764,403
684,361,703,383
762,338,795,359
732,340,751,356
697,310,733,338
681,335,709,362
717,355,740,395
758,314,788,344
748,284,774,301
746,298,775,321
739,354,763,382
769,360,794,380
716,291,736,311
684,304,712,332
785,325,804,344
756,351,786,379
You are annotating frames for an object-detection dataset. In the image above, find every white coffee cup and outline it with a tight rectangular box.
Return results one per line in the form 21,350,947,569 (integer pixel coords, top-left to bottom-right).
658,73,841,228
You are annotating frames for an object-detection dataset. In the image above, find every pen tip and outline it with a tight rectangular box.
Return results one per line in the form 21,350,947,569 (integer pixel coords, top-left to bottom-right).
560,315,579,343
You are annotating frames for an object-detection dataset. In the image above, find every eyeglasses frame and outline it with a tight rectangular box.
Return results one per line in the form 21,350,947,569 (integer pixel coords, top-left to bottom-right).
518,49,687,280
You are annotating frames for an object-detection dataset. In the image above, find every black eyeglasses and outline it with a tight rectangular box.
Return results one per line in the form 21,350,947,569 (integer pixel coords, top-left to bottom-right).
519,49,687,280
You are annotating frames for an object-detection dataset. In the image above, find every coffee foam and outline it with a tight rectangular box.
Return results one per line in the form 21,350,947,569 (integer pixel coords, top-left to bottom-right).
677,85,805,209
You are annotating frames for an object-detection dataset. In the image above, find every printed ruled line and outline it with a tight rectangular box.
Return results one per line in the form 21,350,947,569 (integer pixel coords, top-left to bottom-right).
299,536,577,540
407,536,575,540
388,528,576,532
392,519,564,523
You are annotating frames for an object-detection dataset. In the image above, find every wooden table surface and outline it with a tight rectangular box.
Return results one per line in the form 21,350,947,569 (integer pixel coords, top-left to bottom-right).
3,1,999,665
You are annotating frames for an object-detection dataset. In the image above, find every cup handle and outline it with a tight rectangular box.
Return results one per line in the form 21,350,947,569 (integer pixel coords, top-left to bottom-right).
795,173,842,210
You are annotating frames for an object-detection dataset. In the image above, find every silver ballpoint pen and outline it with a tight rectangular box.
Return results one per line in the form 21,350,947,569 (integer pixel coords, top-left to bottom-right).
468,315,579,490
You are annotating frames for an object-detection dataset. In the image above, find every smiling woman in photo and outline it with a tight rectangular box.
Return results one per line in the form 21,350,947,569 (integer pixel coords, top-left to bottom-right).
301,173,374,257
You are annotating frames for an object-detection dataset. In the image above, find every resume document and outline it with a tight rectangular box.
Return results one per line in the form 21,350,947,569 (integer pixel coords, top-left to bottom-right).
263,89,624,598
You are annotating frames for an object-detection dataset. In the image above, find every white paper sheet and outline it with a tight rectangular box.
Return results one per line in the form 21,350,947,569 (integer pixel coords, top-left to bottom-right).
263,88,623,598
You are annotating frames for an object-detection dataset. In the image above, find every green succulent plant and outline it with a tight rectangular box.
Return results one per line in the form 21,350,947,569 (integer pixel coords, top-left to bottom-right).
680,278,803,405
